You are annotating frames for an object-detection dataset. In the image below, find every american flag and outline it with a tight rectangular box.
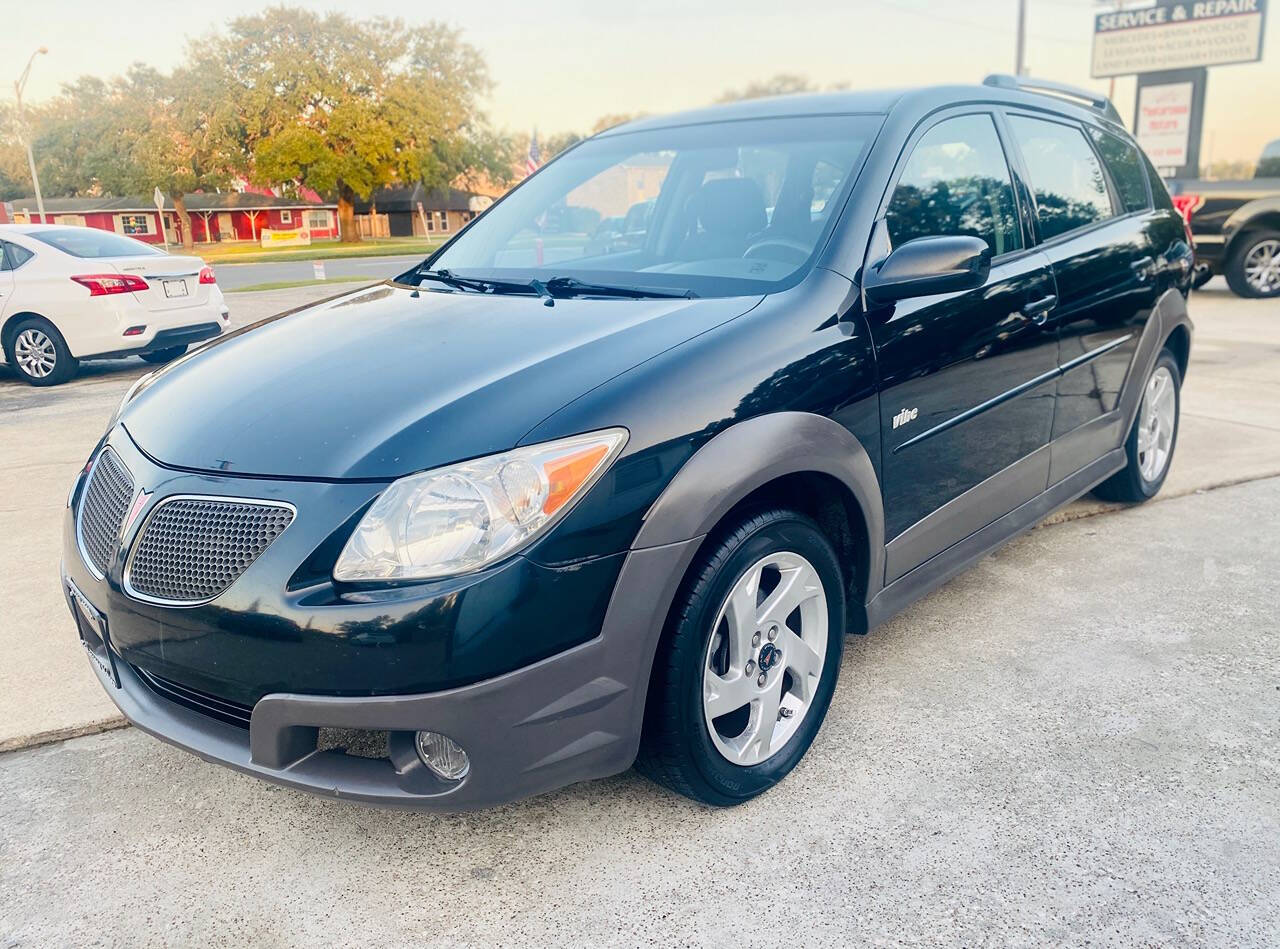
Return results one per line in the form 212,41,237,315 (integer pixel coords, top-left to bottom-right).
525,130,541,177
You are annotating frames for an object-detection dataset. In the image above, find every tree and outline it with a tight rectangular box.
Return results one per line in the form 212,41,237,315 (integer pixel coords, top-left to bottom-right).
208,7,506,242
716,74,816,103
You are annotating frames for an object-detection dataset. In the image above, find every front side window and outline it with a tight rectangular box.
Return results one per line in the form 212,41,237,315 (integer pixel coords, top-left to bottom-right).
27,227,163,258
1009,115,1114,241
885,114,1023,257
427,115,880,298
1090,128,1150,213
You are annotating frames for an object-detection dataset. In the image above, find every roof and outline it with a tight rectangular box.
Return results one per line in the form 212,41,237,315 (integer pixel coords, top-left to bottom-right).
6,193,335,213
598,81,1125,137
351,185,478,214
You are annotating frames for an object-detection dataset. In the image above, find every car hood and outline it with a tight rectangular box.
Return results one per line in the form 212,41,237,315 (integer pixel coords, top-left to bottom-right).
122,282,760,480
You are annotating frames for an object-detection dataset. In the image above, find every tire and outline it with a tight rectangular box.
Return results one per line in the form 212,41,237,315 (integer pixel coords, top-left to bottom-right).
636,507,846,806
3,317,78,386
140,344,189,364
1093,349,1181,503
1224,230,1280,298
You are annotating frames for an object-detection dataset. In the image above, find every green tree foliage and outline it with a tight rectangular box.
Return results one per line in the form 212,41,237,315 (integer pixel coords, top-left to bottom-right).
208,7,512,241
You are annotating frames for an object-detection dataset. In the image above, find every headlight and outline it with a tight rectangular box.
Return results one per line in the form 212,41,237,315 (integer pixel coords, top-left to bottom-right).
333,428,628,581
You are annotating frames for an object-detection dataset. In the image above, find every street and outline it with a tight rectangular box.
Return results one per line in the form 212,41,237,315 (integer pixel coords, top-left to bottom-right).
211,253,425,290
2,476,1277,945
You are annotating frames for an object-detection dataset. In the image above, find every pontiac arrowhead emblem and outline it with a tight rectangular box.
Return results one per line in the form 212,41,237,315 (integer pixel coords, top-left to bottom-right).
122,489,153,538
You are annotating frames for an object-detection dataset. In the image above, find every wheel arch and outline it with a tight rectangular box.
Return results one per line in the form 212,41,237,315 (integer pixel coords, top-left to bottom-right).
633,412,885,630
1223,201,1280,260
1,310,53,350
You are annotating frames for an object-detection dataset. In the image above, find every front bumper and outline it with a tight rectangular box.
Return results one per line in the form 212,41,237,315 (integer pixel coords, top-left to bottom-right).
61,428,702,809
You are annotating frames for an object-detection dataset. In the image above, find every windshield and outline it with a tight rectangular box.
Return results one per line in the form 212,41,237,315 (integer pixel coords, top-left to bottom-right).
27,227,165,258
425,114,881,298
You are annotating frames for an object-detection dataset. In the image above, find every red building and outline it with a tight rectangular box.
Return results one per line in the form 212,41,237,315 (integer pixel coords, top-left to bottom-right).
5,192,340,245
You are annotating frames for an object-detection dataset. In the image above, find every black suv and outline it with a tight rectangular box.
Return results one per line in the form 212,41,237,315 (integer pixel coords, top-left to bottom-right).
62,75,1193,810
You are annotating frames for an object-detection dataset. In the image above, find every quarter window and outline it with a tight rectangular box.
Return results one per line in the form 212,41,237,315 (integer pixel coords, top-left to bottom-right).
1089,128,1150,213
5,242,34,269
1008,115,1113,241
886,114,1023,257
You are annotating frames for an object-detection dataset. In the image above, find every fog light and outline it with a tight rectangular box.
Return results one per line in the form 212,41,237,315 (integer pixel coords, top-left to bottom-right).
415,730,469,781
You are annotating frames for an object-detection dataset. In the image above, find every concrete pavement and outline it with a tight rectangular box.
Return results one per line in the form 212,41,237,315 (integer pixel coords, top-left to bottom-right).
0,280,1277,752
2,477,1277,946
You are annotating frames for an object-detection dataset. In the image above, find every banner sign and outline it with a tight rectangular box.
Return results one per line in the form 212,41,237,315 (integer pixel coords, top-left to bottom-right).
1091,0,1267,77
259,228,312,248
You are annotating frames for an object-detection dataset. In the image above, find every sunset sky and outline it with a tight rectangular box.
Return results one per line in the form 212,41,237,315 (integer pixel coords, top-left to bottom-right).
5,0,1278,162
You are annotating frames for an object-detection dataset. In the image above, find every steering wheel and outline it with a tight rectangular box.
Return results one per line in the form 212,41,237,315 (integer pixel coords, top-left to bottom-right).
744,237,811,265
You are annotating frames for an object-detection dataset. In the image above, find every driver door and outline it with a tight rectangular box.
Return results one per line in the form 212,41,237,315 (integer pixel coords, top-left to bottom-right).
866,111,1060,582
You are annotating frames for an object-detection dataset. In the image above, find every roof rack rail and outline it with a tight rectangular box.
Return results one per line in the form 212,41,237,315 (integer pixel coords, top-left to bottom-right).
982,73,1123,124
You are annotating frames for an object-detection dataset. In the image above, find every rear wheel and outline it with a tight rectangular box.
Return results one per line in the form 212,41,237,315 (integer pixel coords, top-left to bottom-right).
1225,231,1280,298
4,317,78,386
140,344,188,364
1093,350,1181,503
637,508,845,806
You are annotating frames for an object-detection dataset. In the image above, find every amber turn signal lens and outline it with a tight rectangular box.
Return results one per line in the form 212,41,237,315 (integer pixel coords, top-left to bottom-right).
542,444,610,515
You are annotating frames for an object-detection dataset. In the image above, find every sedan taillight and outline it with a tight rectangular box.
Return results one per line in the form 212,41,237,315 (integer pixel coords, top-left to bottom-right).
71,274,149,296
198,266,217,285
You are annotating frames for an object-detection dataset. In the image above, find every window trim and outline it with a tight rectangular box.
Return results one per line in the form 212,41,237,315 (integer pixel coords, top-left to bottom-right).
873,106,1036,266
999,108,1131,249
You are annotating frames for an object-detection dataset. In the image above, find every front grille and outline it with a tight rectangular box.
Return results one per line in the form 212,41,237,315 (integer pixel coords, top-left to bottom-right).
126,497,294,604
133,666,253,728
77,448,134,576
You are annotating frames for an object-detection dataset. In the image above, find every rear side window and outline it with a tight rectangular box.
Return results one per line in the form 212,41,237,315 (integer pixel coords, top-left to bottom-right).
25,227,164,258
886,114,1023,256
1008,115,1113,241
1089,128,1150,213
1,241,34,270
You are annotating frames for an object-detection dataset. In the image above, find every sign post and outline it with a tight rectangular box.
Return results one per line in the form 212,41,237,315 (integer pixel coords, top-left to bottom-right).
153,187,168,253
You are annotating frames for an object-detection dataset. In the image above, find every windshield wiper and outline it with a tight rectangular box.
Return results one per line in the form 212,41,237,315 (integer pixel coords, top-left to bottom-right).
414,268,537,296
542,277,697,300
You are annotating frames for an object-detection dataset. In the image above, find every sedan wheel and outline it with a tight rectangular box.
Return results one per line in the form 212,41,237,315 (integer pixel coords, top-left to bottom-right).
702,551,828,766
14,328,57,380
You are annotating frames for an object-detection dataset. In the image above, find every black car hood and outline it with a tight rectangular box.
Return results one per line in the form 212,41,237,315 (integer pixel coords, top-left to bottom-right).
123,283,760,480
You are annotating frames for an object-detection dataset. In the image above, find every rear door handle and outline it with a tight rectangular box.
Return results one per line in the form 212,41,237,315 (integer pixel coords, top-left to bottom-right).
1021,294,1057,325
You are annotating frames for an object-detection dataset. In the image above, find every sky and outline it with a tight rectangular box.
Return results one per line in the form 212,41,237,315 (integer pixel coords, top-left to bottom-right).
4,0,1278,162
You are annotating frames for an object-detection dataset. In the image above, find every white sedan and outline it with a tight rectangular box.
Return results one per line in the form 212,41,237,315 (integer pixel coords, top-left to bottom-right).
0,224,230,386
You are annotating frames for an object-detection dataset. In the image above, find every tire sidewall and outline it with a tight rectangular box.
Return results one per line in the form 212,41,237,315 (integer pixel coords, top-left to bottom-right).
4,317,76,387
677,514,845,802
1128,350,1182,498
1227,231,1280,299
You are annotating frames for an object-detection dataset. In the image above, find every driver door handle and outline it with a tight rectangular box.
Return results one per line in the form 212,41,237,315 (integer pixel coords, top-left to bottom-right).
1021,294,1057,325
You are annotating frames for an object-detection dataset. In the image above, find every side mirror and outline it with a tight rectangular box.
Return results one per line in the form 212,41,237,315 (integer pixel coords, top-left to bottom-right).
864,235,992,304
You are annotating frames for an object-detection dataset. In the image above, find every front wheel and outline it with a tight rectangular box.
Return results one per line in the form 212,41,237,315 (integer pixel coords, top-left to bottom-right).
1093,350,1181,503
637,508,845,806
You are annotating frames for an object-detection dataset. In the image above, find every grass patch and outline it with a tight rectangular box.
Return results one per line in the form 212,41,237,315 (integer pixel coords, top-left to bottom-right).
198,237,443,265
226,276,381,293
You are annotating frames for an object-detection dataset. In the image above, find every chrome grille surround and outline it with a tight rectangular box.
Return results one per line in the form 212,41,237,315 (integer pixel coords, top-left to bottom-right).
76,448,135,578
123,495,295,606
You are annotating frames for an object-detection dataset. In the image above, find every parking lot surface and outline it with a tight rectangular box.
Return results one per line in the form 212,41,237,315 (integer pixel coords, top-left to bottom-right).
2,476,1277,946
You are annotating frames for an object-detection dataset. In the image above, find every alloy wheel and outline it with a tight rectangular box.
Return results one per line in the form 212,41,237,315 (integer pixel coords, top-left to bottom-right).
702,550,828,767
1243,238,1280,295
14,328,57,379
1137,365,1176,483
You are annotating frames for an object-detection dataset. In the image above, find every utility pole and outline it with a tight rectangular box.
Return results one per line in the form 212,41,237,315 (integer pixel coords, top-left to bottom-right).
13,47,49,225
1015,0,1028,76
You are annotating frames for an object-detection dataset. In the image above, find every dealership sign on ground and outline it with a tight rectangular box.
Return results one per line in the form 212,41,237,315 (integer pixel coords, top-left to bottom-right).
1092,0,1268,77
